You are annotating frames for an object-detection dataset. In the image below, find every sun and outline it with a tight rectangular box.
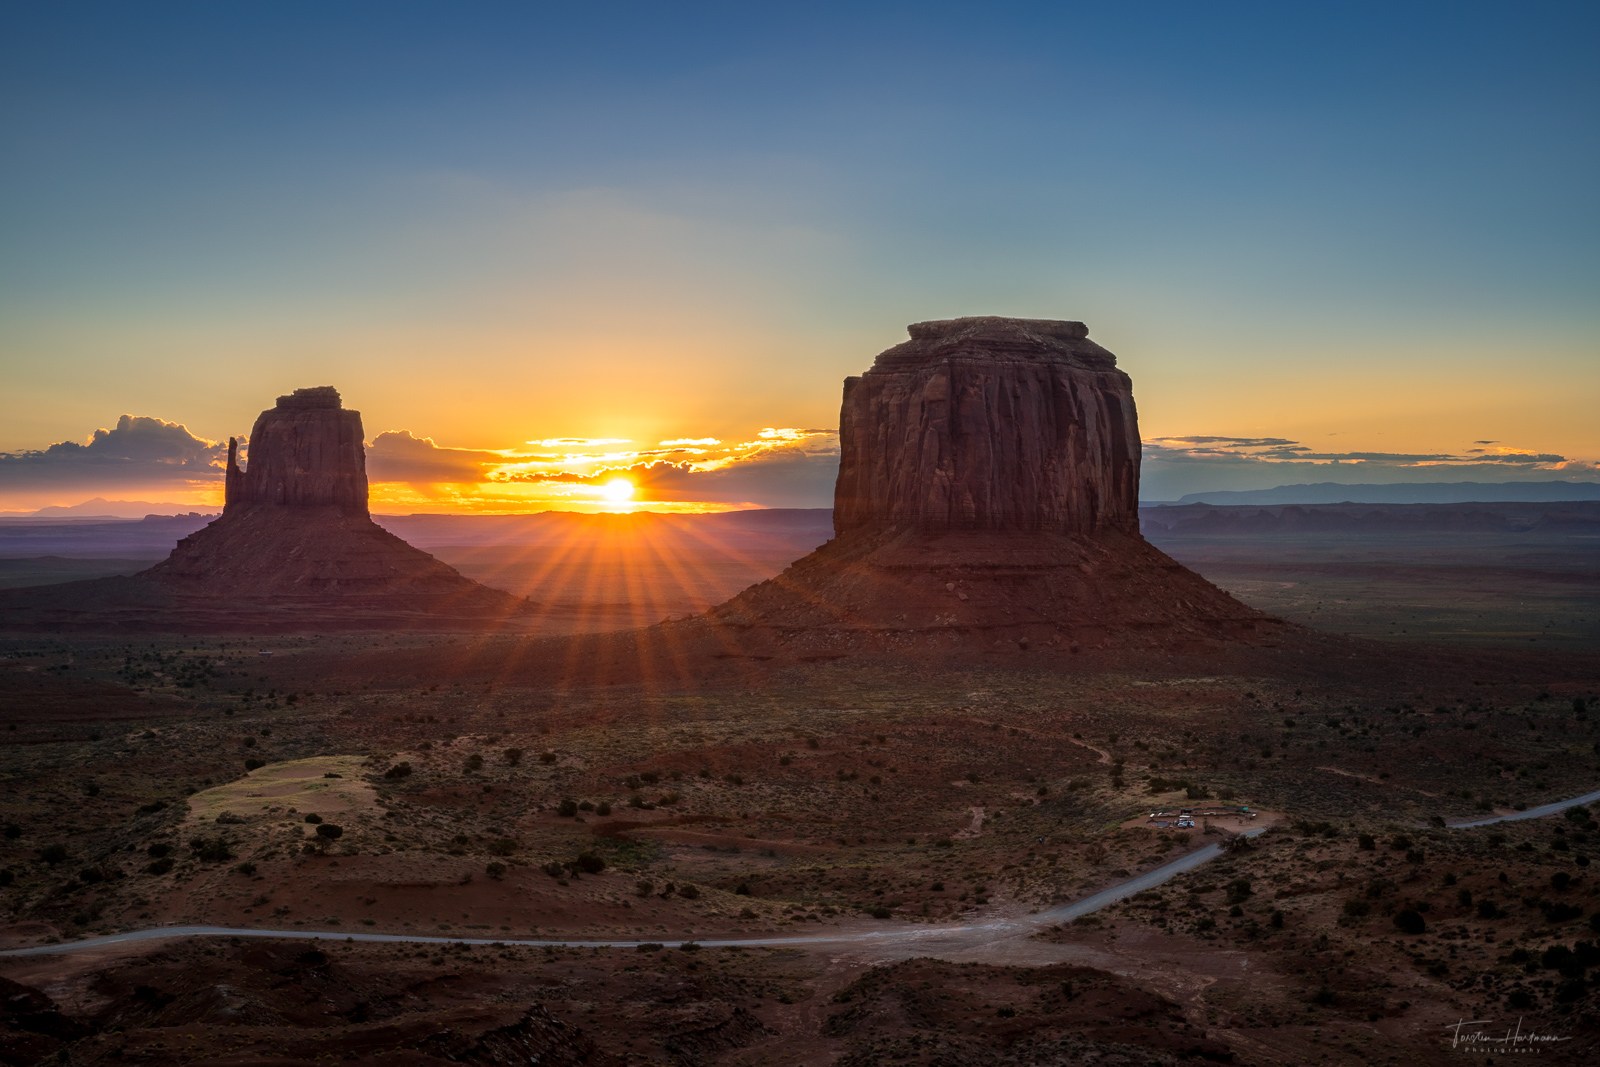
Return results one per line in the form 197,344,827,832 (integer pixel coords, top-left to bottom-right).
599,477,635,502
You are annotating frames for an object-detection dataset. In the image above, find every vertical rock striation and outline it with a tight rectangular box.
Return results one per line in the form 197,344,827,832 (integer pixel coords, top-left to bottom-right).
226,386,368,510
834,318,1139,536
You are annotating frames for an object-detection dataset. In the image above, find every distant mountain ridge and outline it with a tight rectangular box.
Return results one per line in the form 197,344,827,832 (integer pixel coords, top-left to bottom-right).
1172,481,1600,506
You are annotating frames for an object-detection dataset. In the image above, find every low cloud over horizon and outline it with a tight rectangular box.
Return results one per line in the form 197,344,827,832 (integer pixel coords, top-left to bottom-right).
3,414,1596,514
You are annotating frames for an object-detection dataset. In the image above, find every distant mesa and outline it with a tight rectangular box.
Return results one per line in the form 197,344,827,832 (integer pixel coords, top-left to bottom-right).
0,387,530,632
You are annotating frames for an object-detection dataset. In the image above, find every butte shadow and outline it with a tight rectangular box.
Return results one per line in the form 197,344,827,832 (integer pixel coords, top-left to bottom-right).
0,388,531,633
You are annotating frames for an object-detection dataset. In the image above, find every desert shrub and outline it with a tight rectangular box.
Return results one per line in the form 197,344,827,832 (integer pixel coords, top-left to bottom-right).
541,861,563,878
1185,784,1210,800
735,882,752,895
1147,777,1187,795
636,942,663,952
383,762,413,779
235,861,256,875
1457,888,1473,907
37,843,68,865
557,799,579,818
624,775,641,790
503,748,523,766
636,880,654,897
1218,787,1236,800
485,861,507,880
679,883,700,900
1224,879,1253,905
578,800,594,811
1223,834,1254,853
1551,871,1572,892
1343,899,1371,917
77,867,103,884
145,857,174,875
1541,901,1583,923
146,843,171,858
1390,834,1412,851
640,771,660,785
867,905,891,919
1405,849,1425,864
1357,834,1376,850
1270,909,1284,928
724,774,744,786
573,852,605,874
779,755,792,766
194,837,234,863
537,751,557,765
596,801,612,816
2,823,19,839
243,759,265,771
464,754,484,772
679,941,701,952
487,837,517,856
658,793,681,805
1393,909,1427,935
304,813,323,824
315,824,343,841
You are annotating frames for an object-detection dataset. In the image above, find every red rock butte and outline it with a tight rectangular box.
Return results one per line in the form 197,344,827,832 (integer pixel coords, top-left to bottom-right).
693,317,1287,659
0,387,529,631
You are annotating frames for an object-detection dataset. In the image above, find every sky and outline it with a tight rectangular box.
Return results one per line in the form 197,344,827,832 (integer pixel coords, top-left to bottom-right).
1,1,1596,513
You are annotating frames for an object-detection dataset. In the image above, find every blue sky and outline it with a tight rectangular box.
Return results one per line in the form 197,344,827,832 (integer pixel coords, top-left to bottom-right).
2,2,1596,509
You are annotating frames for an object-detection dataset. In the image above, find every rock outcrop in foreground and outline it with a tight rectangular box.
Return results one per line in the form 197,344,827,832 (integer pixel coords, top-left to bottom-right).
0,387,529,632
696,317,1286,659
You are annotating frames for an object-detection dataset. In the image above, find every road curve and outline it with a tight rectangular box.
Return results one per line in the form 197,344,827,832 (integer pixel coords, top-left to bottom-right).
1450,787,1600,829
5,785,1593,960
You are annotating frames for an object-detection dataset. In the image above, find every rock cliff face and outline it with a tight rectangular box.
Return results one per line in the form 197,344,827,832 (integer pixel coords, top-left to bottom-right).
225,386,368,510
834,318,1138,536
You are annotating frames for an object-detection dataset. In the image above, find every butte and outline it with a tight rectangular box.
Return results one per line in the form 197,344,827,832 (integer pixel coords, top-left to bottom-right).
702,316,1287,658
0,387,529,632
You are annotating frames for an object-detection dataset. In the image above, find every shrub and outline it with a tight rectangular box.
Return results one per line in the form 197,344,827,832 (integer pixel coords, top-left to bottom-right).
193,837,234,863
78,867,103,884
557,799,579,818
1185,784,1210,800
636,942,663,952
244,759,265,771
487,838,517,856
541,861,564,878
146,857,174,875
624,775,641,790
1270,909,1284,928
596,801,612,816
503,748,523,766
486,861,507,880
1390,835,1412,851
304,813,323,824
640,771,660,785
146,843,171,858
573,852,605,874
383,762,413,779
37,843,68,866
1357,834,1376,850
867,905,892,919
464,754,484,772
2,823,19,839
1394,909,1427,935
235,861,256,876
635,880,654,897
1224,879,1253,905
540,751,557,764
1477,898,1504,920
1343,899,1371,917
679,883,700,900
315,824,344,841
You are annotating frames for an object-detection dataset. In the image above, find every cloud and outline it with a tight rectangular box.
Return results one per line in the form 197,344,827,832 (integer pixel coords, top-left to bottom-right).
485,427,840,507
1140,434,1598,500
365,430,507,484
0,415,227,489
